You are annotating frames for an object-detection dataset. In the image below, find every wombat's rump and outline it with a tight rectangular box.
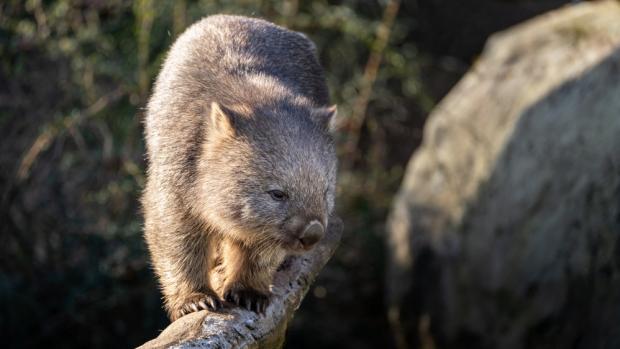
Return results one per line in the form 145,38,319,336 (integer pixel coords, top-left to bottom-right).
142,15,337,320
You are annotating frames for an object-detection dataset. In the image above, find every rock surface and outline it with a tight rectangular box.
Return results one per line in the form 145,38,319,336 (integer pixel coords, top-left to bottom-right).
139,217,342,349
386,2,620,349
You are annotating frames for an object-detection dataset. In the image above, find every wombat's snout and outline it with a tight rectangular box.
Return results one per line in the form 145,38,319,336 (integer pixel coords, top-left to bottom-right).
299,221,324,250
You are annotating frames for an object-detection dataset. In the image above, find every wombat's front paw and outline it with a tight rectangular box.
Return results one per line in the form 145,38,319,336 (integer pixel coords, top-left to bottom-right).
175,292,222,320
224,287,269,313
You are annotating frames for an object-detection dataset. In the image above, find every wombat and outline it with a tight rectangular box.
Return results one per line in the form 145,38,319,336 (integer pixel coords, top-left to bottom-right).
142,15,337,321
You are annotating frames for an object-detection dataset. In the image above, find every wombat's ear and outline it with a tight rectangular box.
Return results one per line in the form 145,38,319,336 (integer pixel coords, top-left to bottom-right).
311,105,337,132
209,102,237,137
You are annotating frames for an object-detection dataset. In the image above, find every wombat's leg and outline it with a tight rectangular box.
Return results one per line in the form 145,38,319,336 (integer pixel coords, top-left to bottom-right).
169,288,222,321
218,240,272,313
224,287,269,313
162,268,224,320
150,225,222,320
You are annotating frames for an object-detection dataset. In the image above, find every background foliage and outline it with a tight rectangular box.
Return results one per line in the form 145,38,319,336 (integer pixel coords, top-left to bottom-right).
0,0,569,347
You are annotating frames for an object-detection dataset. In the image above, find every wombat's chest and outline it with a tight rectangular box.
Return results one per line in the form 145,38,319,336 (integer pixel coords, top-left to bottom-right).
208,235,288,271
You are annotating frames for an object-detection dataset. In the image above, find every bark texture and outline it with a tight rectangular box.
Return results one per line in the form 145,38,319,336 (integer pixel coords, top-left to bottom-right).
386,2,620,349
139,217,342,349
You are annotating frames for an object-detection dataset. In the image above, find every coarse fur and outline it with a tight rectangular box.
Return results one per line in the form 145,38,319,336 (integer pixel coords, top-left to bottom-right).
142,15,337,320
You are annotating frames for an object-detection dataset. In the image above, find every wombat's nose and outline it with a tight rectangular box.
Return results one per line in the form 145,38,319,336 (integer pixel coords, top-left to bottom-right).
299,221,324,249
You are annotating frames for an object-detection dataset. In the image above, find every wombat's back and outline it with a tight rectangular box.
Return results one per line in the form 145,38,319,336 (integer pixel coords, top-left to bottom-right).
192,15,329,104
148,14,328,123
144,15,329,201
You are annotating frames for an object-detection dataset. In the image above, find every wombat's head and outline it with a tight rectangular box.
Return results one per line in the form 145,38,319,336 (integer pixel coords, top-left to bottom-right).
197,101,337,252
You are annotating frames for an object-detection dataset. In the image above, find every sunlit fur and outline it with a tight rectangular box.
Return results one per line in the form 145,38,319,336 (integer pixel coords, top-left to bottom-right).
142,15,337,320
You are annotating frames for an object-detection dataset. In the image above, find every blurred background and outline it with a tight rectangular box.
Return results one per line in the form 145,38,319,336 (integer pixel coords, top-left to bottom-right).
0,0,584,348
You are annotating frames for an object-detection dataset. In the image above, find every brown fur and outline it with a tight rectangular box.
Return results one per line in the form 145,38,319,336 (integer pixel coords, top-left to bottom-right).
142,15,337,320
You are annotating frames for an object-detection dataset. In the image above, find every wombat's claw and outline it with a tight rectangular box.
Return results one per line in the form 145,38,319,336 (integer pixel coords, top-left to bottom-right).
178,292,222,318
224,288,269,313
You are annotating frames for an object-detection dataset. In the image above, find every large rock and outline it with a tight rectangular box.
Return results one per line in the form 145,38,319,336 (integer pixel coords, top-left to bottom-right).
386,2,620,349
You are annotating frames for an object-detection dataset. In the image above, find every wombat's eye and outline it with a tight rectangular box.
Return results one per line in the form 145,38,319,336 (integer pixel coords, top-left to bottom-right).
267,190,288,201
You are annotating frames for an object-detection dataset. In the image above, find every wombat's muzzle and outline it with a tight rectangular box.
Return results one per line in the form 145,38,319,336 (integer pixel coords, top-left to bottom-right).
299,221,324,250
